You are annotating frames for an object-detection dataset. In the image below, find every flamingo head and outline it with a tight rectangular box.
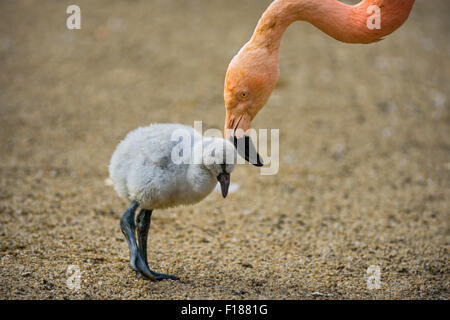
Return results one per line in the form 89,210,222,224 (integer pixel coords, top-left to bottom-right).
223,50,278,166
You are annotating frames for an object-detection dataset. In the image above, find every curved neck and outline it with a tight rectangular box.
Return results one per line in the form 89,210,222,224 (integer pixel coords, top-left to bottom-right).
249,0,415,52
249,0,299,53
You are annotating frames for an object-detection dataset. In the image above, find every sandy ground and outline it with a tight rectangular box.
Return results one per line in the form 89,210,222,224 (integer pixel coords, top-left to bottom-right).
0,0,449,300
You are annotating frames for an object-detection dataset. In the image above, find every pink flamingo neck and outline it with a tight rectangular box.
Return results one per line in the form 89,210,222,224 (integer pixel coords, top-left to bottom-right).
249,0,415,54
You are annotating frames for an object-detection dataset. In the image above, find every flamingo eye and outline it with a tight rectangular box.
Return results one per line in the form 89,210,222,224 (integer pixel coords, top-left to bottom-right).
239,91,249,99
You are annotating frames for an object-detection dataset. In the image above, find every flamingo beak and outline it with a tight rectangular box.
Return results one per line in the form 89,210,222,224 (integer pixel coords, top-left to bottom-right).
224,111,264,167
217,172,230,198
232,135,264,167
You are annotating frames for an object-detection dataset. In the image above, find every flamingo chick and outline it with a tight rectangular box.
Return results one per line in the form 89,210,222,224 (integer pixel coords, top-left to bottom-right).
109,124,236,280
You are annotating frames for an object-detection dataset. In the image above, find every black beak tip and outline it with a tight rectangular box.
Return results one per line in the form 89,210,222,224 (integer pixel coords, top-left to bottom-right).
254,157,264,167
217,173,230,199
232,135,264,167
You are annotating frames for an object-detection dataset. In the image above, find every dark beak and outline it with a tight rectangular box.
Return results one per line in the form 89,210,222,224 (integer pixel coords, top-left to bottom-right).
217,172,230,198
232,135,264,167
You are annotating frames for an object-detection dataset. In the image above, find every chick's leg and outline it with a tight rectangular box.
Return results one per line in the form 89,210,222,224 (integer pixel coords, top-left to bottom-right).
136,208,152,265
120,201,156,281
136,209,179,280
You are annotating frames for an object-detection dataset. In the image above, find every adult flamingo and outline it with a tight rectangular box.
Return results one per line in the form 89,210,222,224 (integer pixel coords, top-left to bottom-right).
224,0,415,165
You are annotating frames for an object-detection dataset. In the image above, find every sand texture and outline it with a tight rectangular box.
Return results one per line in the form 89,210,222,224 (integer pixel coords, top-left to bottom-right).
0,0,449,299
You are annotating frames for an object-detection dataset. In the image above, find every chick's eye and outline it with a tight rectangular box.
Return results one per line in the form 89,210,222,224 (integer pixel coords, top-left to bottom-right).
240,91,248,99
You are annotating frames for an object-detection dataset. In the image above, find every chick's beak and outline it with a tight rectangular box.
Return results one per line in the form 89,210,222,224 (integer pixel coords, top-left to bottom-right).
217,172,230,198
224,110,264,167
